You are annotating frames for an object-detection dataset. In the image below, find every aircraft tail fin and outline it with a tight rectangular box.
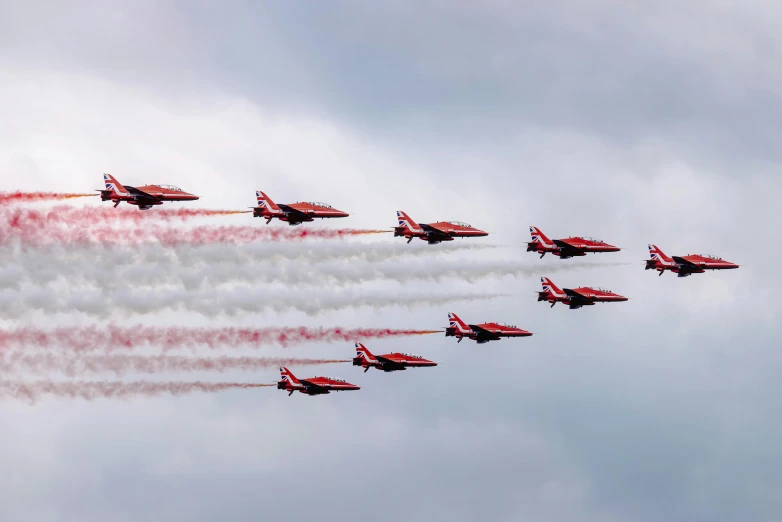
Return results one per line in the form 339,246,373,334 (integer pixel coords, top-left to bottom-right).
279,366,301,387
529,226,552,245
396,211,422,233
355,342,378,363
256,191,282,214
447,312,472,334
103,173,128,196
648,244,673,263
540,277,564,296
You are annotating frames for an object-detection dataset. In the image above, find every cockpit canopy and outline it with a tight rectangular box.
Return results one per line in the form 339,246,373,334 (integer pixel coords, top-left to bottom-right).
576,236,605,244
304,201,333,208
152,184,184,192
700,254,723,260
400,353,423,359
495,322,517,328
447,221,472,228
587,287,612,293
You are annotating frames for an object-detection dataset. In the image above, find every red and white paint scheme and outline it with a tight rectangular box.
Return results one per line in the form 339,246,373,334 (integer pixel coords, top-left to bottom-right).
277,367,360,396
646,244,739,277
445,312,532,344
394,211,488,244
98,173,199,210
352,342,437,373
253,191,349,225
527,226,620,259
537,277,628,309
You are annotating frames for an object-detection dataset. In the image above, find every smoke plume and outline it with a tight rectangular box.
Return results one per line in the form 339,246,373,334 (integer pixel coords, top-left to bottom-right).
0,326,441,353
0,353,349,377
0,380,273,403
0,192,97,205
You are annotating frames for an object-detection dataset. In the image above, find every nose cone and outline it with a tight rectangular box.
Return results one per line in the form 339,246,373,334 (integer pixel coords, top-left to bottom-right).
726,262,740,269
605,244,621,252
473,229,489,237
614,294,629,302
336,210,350,218
186,193,199,200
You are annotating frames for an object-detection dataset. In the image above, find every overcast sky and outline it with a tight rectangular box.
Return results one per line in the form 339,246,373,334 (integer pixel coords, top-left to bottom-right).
1,1,780,521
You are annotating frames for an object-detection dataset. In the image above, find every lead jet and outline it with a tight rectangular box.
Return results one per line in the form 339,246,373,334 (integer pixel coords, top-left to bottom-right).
98,173,199,209
537,277,628,309
646,244,739,277
253,191,349,225
527,226,620,259
394,211,488,244
277,367,360,396
352,342,437,372
445,312,532,344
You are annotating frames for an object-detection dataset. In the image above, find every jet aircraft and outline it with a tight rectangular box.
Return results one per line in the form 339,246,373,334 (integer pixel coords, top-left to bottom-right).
445,312,532,344
394,211,488,244
527,226,619,258
253,191,349,225
537,277,628,309
352,342,437,372
277,367,360,396
98,173,199,209
646,244,739,277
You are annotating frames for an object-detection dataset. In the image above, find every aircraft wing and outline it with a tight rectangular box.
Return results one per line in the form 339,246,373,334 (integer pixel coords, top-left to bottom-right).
375,355,406,370
278,204,313,218
564,288,594,304
124,186,162,204
468,324,502,338
298,379,329,393
672,256,703,271
553,239,584,256
420,223,452,241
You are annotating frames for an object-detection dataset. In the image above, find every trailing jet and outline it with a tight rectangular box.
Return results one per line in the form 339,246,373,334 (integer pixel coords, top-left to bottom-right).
253,191,349,225
98,173,199,209
646,244,739,277
352,342,437,372
445,312,532,344
276,367,360,396
394,211,488,244
537,277,628,309
527,226,620,258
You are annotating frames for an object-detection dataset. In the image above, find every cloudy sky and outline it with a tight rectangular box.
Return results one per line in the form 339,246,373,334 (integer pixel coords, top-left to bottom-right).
1,1,780,521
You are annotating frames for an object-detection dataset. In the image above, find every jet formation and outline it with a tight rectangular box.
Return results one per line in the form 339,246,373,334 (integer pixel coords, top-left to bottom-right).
85,173,739,395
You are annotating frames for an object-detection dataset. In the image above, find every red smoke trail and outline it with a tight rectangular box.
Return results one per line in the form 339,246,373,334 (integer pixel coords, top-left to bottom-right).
0,207,390,246
0,353,350,377
0,326,441,353
0,192,97,205
0,380,273,403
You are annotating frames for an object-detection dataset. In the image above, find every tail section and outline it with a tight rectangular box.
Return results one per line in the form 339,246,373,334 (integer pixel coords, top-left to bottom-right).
648,244,673,263
355,342,378,364
529,226,553,246
540,277,565,297
447,312,472,334
256,191,283,214
279,367,301,387
396,211,423,233
103,173,128,196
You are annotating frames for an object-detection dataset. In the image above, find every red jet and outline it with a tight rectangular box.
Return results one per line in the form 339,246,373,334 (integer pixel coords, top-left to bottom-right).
646,244,739,277
253,191,349,225
394,211,488,244
445,312,532,344
527,226,620,259
277,367,360,396
98,174,199,210
538,277,628,309
352,342,437,372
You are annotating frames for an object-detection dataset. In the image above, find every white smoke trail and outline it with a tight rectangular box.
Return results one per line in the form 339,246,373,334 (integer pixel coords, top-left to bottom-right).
0,244,623,291
0,286,507,318
0,352,348,377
